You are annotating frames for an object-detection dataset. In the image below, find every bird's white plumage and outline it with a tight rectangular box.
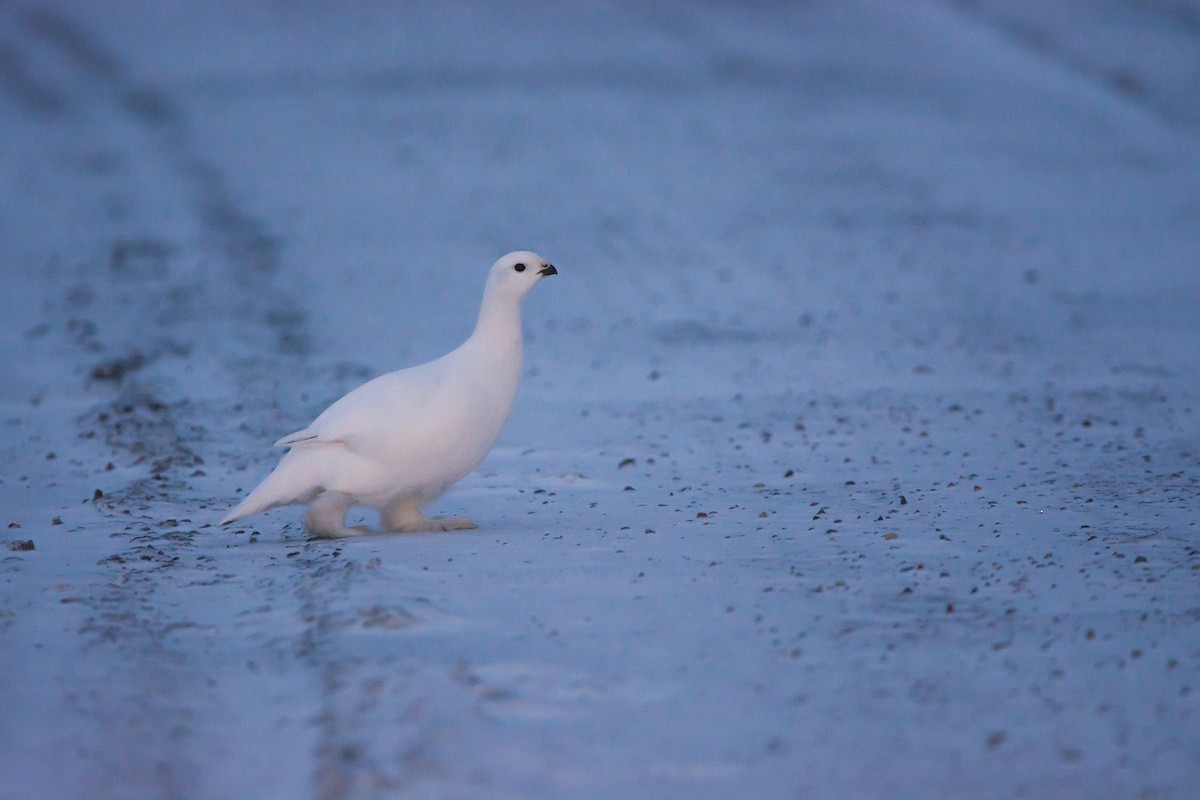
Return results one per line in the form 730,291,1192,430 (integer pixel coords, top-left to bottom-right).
221,251,556,537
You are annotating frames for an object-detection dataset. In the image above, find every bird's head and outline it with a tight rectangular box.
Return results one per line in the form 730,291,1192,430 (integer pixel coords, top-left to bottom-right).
485,250,557,300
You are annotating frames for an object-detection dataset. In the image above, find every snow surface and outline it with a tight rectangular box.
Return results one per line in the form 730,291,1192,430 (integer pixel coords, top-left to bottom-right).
1,1,1198,798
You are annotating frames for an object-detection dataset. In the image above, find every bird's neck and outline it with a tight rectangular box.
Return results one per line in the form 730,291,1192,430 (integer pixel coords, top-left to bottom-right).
468,291,524,360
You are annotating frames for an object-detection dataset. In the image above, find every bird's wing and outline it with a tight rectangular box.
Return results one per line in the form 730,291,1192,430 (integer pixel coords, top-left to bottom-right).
273,428,323,448
272,360,449,451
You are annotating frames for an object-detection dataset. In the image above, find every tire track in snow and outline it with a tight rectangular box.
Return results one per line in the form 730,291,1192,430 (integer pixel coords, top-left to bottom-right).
946,0,1200,130
5,7,440,796
1,5,338,795
11,3,310,500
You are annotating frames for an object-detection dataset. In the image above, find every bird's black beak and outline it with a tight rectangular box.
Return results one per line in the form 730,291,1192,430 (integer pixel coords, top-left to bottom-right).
538,263,557,276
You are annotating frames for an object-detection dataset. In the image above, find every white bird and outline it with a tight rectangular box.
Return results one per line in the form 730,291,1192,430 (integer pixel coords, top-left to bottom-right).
220,251,557,538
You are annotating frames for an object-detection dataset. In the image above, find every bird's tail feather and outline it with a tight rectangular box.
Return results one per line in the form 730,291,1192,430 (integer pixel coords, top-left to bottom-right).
219,450,321,526
219,490,274,527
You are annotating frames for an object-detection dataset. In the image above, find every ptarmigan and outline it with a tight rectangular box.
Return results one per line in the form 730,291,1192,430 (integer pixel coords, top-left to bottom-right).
220,251,556,538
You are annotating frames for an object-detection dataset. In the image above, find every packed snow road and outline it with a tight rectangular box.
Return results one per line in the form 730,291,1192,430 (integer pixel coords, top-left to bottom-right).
1,2,1198,798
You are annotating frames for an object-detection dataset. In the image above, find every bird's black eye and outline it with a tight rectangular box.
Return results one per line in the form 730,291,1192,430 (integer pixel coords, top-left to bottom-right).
514,263,526,272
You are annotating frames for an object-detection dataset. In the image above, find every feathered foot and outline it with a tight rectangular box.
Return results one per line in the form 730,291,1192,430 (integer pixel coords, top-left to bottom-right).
383,499,477,533
304,491,370,539
426,516,478,532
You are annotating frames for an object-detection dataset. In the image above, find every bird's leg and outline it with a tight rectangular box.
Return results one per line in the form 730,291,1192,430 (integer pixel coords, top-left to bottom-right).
304,491,369,538
382,498,432,532
383,498,477,533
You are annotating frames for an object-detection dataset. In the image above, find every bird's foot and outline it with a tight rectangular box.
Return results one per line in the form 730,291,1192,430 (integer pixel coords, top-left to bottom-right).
382,498,477,532
304,491,362,538
385,516,477,533
309,524,372,540
429,516,478,532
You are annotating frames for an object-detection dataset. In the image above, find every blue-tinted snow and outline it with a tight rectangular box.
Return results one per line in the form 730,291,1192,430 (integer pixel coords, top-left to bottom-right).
1,2,1198,798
